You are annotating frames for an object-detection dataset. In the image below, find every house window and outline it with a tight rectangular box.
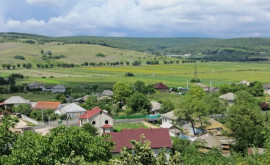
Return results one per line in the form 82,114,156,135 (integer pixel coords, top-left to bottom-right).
105,120,108,124
92,121,96,125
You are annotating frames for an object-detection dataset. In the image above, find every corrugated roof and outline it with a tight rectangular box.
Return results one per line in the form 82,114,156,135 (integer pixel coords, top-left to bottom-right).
219,92,236,101
150,101,161,112
194,118,228,131
161,111,177,120
34,101,61,110
154,83,168,89
107,128,172,152
79,107,102,119
195,133,222,148
4,96,30,104
59,103,86,114
101,90,114,96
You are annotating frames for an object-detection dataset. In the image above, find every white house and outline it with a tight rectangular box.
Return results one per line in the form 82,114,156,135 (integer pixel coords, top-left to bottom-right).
101,90,114,97
52,84,66,93
55,103,86,118
219,92,236,106
160,111,182,137
79,107,114,134
239,80,250,86
150,101,161,114
263,84,270,95
27,82,45,90
1,96,31,109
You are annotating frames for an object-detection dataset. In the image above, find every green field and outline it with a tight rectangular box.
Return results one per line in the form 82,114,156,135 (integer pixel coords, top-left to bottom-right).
1,62,270,88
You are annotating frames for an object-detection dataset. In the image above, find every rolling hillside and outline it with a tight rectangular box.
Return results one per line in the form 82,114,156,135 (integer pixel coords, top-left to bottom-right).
0,42,150,65
1,32,270,61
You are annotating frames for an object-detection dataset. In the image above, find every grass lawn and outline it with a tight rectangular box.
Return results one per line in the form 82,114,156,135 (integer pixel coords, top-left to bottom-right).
113,122,148,132
22,120,37,127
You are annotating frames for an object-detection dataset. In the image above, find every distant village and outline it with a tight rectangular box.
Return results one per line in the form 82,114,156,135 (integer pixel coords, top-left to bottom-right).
1,79,268,159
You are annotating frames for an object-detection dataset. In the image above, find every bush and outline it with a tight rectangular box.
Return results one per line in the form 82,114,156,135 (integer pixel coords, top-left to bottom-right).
96,53,106,57
125,72,134,77
13,55,25,60
132,60,141,66
190,78,201,83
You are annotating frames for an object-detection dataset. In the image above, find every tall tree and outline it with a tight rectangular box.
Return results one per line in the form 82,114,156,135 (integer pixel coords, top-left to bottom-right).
0,115,18,156
113,82,132,108
127,92,151,114
174,85,207,135
226,90,266,152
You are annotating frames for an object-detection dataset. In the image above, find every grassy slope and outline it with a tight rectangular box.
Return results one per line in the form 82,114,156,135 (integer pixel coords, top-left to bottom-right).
0,42,150,65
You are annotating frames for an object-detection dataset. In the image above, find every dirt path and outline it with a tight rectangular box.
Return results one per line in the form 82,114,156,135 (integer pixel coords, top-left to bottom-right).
15,119,28,128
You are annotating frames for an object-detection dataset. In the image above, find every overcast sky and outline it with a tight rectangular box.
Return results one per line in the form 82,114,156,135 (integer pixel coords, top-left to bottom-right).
0,0,270,38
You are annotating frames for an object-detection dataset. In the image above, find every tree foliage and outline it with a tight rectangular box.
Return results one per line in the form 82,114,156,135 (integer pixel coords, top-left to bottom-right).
226,90,266,152
113,82,132,108
0,115,18,156
127,92,151,114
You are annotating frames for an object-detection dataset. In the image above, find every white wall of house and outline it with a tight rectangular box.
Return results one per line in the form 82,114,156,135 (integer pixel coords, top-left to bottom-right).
162,117,173,125
52,88,66,93
80,112,114,134
66,112,85,118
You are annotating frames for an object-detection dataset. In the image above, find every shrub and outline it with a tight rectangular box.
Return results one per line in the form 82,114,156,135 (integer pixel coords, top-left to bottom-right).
132,60,141,66
13,55,25,60
125,72,134,77
96,53,106,57
190,78,201,83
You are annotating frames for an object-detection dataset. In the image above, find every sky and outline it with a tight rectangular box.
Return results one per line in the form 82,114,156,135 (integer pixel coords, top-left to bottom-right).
0,0,270,38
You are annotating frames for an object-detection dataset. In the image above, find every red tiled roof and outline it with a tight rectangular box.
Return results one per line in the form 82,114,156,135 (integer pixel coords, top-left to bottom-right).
0,102,5,106
154,83,168,89
102,124,113,128
34,101,61,110
79,107,101,119
106,128,172,152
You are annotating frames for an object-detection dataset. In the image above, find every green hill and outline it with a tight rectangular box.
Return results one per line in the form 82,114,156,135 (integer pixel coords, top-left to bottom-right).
1,32,270,61
0,42,150,65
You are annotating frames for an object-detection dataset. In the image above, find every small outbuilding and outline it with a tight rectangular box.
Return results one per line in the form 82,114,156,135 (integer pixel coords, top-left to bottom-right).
154,82,168,92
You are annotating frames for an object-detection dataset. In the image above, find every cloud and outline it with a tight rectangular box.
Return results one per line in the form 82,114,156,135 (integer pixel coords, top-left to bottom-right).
0,0,270,37
25,0,66,6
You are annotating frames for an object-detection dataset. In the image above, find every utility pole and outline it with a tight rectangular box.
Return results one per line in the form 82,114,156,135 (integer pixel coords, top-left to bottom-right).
194,62,198,79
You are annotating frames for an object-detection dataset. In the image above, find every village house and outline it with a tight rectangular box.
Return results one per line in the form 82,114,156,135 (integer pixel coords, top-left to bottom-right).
182,118,228,136
101,90,114,97
107,128,172,160
52,84,66,93
263,84,270,95
154,82,168,92
195,83,209,92
27,82,45,90
239,80,250,86
55,103,86,118
150,101,161,114
219,92,236,106
0,96,31,109
33,101,62,110
79,107,113,134
160,111,182,137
